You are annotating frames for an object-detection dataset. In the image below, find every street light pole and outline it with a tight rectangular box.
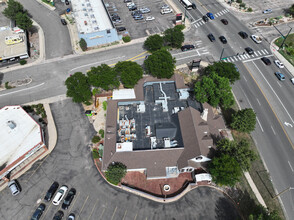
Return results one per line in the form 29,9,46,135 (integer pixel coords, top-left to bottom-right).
220,48,225,61
273,187,294,199
279,27,292,51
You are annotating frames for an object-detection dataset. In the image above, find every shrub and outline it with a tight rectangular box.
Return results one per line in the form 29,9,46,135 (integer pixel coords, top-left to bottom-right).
105,162,127,185
99,129,104,138
79,38,87,51
92,148,99,159
5,82,13,89
236,0,242,3
103,101,108,111
92,135,101,143
240,3,246,8
247,7,253,12
122,35,131,43
20,60,27,65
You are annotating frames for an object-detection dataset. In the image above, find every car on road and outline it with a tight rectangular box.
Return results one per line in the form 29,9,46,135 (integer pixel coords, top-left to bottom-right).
8,180,21,196
208,33,215,42
145,16,155,21
275,72,285,81
291,78,294,84
52,185,68,206
274,60,284,68
261,57,271,65
67,214,75,220
221,19,228,25
192,3,197,9
245,47,254,55
202,15,209,22
53,211,64,220
61,19,67,25
65,0,69,5
263,9,272,14
239,31,248,39
62,188,76,210
116,27,126,32
161,8,173,14
206,12,214,19
181,45,195,51
219,36,227,44
31,203,46,220
251,35,262,44
44,181,59,201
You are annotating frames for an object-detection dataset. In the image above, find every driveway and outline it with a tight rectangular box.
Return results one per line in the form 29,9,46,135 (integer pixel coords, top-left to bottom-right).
0,100,240,220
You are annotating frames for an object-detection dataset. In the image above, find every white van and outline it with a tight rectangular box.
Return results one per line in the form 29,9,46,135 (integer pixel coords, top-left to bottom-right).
8,180,21,196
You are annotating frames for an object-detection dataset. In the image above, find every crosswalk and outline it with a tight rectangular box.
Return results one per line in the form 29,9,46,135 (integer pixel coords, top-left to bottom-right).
223,49,271,63
194,9,229,28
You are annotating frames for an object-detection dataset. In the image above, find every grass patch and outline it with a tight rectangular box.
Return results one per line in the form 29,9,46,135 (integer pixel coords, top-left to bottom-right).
274,33,294,66
102,101,108,111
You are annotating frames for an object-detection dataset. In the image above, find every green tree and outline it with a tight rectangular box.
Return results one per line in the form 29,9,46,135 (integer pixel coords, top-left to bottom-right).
163,27,184,48
15,12,33,30
289,4,294,16
209,154,242,186
105,162,127,185
79,38,87,51
204,62,240,84
231,108,256,132
217,139,256,171
65,72,92,104
144,34,164,52
2,0,24,20
122,35,131,42
144,49,175,79
114,61,143,88
87,64,119,91
194,72,234,109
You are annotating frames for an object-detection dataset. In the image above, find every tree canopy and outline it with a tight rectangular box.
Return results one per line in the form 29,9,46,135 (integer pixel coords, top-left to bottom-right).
194,72,234,109
144,49,175,79
216,138,256,171
204,62,240,84
65,72,92,104
209,154,242,186
144,34,164,52
114,61,143,88
163,26,184,48
105,162,127,185
288,4,294,16
231,108,256,133
87,64,119,91
15,12,33,30
2,0,23,20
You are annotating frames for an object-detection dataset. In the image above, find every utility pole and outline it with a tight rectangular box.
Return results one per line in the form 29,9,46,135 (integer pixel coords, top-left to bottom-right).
220,48,225,61
273,187,294,199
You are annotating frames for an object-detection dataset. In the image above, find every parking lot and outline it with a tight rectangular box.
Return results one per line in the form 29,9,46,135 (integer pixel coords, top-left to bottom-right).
105,0,177,39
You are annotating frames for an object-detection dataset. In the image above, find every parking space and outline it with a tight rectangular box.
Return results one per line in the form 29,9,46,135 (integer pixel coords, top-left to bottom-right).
105,0,176,38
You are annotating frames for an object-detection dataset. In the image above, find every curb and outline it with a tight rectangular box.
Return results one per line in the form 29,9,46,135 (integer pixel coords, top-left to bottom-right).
35,0,56,11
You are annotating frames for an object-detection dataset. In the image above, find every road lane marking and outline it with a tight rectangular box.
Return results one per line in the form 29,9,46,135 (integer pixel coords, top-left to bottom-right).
78,195,89,217
0,83,45,97
284,122,293,127
256,98,261,106
257,51,262,55
271,126,276,135
110,206,118,220
256,117,264,132
87,198,99,220
176,53,201,61
68,191,80,214
126,51,148,61
134,213,138,220
122,210,127,220
288,161,294,172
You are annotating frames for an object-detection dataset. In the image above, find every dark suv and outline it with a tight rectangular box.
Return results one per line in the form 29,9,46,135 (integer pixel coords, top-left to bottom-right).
261,57,271,65
239,31,248,39
53,211,64,220
31,203,45,220
219,36,227,44
208,33,215,42
44,182,59,201
181,45,195,51
62,188,76,210
245,47,254,55
202,15,208,22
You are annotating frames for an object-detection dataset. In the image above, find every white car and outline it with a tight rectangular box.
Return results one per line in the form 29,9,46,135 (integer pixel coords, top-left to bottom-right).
161,8,173,15
263,9,272,14
274,60,284,68
161,4,169,9
250,35,262,44
291,78,294,85
52,185,68,205
126,2,134,7
145,16,155,21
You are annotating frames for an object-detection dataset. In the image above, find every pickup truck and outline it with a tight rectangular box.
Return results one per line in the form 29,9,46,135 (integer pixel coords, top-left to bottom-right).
251,35,262,44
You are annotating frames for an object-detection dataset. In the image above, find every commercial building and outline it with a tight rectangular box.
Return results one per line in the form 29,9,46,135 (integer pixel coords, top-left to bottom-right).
71,0,120,47
0,106,47,181
102,75,228,179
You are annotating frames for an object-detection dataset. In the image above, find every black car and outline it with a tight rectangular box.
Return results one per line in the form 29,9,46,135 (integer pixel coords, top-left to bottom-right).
53,211,64,220
219,36,227,44
62,188,76,210
221,19,228,25
65,0,69,5
207,33,215,42
181,45,195,51
124,0,132,2
261,57,271,65
44,182,59,201
61,19,67,25
31,203,46,220
129,6,137,11
131,11,142,17
116,27,126,32
245,47,254,55
192,3,197,9
202,15,208,22
239,31,248,39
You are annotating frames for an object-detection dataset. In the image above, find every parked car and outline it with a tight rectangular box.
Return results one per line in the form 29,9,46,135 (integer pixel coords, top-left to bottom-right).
44,181,59,201
161,8,173,14
124,0,132,2
221,19,228,25
263,9,272,14
140,7,150,14
116,27,126,32
134,15,143,20
129,5,137,11
245,47,254,55
126,2,135,7
207,33,215,42
291,78,294,85
161,4,169,9
202,15,208,22
31,203,46,220
52,185,68,206
275,72,285,81
239,31,248,39
251,35,262,44
61,19,67,25
131,10,141,17
219,36,227,44
274,60,284,68
8,180,21,196
67,214,75,220
192,3,197,9
145,16,155,21
261,57,271,65
206,12,214,19
53,211,64,220
181,45,195,51
62,188,76,210
65,0,69,5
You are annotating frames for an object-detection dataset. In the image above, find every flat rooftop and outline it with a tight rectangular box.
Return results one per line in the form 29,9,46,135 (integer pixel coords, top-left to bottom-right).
0,26,27,60
0,106,42,171
71,0,113,34
117,82,202,151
